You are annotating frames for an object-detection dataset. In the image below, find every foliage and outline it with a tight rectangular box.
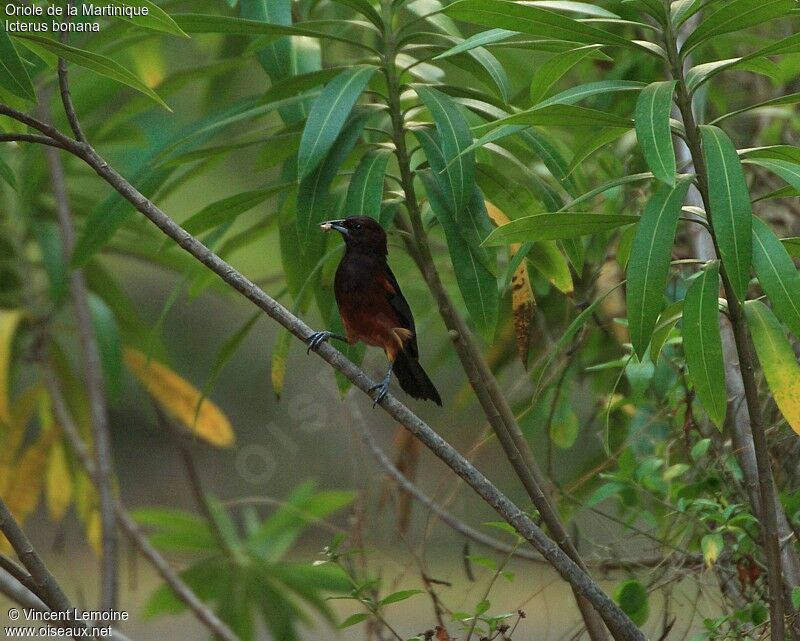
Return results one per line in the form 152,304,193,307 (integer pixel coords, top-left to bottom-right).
1,0,799,638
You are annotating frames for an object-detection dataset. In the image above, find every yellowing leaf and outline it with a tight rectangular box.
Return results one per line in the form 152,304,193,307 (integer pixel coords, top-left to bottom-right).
123,348,234,447
0,309,24,425
0,385,42,495
86,510,102,556
745,301,800,434
47,443,73,521
270,330,292,398
701,533,723,567
2,430,55,526
486,201,536,366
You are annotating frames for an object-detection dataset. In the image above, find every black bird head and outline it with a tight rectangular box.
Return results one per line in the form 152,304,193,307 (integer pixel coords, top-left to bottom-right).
320,216,387,255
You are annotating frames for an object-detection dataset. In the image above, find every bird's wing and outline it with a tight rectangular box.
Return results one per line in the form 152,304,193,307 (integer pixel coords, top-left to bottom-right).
383,265,419,357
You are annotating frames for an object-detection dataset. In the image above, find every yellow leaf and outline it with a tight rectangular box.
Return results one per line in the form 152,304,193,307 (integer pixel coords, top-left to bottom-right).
270,330,292,398
745,300,800,435
0,385,43,495
123,348,234,447
3,430,55,526
0,310,24,425
47,443,73,521
85,510,102,556
485,201,536,367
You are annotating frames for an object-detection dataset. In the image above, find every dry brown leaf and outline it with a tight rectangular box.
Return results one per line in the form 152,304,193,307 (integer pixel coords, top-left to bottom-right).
485,201,536,367
123,347,234,448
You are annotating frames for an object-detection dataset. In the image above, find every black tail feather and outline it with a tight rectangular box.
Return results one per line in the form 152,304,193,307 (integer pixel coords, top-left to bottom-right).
393,350,442,406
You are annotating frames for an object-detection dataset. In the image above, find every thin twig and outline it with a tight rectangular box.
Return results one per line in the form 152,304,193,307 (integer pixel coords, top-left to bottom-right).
0,133,65,148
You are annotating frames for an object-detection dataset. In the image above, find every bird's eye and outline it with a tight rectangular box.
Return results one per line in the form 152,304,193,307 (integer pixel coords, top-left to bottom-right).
353,223,363,231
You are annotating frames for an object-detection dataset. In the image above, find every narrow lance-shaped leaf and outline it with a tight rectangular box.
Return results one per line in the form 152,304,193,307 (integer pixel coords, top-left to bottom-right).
627,180,690,358
746,158,800,191
681,0,794,54
635,81,677,186
415,85,475,214
297,67,375,179
683,261,726,429
344,148,392,219
483,212,638,246
421,171,497,337
123,347,235,447
0,25,35,101
529,45,602,104
296,108,372,258
109,0,189,37
745,300,800,435
13,34,170,110
444,0,645,51
752,216,800,340
485,201,535,366
700,125,752,301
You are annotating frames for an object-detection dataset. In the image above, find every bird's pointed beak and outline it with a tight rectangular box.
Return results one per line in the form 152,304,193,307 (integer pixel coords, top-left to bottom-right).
320,219,348,235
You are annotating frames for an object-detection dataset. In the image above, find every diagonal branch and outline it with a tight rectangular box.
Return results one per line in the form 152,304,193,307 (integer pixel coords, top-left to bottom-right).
0,102,646,641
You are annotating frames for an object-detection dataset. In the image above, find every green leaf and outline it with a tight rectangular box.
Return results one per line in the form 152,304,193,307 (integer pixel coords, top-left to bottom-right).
614,580,649,627
182,184,289,235
445,0,645,51
752,216,800,340
330,0,383,28
344,148,391,219
296,108,371,257
635,81,677,186
339,612,370,629
435,28,516,59
529,45,603,104
110,0,189,37
700,125,752,301
650,300,683,361
379,589,424,606
683,261,726,429
551,394,579,449
535,80,645,109
701,533,723,567
0,25,35,101
242,0,293,81
483,213,638,245
691,438,711,461
415,85,475,214
792,586,800,610
421,171,498,336
476,104,632,133
89,294,123,405
173,13,376,50
681,0,794,54
627,180,690,358
297,67,375,179
744,300,800,436
132,508,218,553
747,158,800,192
13,34,169,110
712,91,800,125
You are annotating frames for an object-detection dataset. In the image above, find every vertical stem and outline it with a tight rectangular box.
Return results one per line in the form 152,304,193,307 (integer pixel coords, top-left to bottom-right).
42,139,118,611
378,5,611,640
663,15,785,640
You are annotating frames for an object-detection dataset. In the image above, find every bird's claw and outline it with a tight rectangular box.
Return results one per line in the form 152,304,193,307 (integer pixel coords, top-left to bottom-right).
369,378,391,408
306,331,332,354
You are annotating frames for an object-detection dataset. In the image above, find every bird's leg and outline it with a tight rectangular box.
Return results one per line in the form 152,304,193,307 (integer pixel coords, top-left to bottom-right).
369,363,394,407
306,331,348,354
